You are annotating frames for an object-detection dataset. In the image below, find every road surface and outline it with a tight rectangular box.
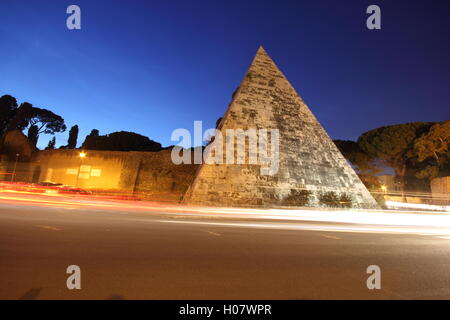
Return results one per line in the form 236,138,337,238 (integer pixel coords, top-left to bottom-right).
1,193,450,299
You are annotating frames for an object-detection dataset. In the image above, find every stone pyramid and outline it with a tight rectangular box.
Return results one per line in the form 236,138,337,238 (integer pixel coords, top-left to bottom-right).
183,46,378,208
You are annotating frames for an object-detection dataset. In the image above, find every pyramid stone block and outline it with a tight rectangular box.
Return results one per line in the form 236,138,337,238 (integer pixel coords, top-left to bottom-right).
183,46,379,209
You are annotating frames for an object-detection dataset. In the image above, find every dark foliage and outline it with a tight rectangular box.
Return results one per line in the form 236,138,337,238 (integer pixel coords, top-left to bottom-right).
68,125,79,149
338,193,353,208
318,191,340,207
215,117,223,129
89,129,99,137
371,192,386,209
357,122,434,194
0,95,66,148
7,102,32,132
82,131,162,152
27,125,39,146
283,189,312,207
319,191,353,208
27,107,67,135
46,137,56,150
0,95,18,134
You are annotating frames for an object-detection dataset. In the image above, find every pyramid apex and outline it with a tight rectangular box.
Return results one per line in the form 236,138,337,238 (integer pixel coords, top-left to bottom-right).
253,45,272,63
257,45,267,53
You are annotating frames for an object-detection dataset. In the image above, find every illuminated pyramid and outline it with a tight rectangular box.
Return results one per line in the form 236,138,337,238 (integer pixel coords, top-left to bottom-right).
183,46,378,208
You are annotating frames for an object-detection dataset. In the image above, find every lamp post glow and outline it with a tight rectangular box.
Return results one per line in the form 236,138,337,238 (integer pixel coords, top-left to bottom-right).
75,152,86,187
11,154,20,182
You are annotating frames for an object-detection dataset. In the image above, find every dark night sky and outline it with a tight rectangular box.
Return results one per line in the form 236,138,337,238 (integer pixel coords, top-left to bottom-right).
1,0,449,149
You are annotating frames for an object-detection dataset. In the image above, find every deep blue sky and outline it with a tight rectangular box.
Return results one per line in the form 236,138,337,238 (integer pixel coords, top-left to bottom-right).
1,0,449,149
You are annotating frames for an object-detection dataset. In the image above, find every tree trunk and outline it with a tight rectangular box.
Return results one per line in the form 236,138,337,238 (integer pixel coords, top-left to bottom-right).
395,164,407,201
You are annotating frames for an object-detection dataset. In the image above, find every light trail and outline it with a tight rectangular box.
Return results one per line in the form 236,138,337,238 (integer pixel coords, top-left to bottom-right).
1,188,450,236
386,200,450,212
158,219,450,236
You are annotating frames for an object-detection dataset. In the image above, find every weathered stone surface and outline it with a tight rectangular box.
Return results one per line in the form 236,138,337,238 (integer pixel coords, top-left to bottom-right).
184,46,378,208
1,130,37,161
31,149,198,201
431,176,450,204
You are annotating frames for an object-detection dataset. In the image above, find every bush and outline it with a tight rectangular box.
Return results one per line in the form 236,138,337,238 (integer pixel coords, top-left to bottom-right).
319,191,340,207
319,191,353,208
371,192,386,209
338,193,353,208
284,189,312,207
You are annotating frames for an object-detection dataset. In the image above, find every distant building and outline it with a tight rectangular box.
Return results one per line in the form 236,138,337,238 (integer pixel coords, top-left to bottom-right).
377,174,399,193
431,177,450,204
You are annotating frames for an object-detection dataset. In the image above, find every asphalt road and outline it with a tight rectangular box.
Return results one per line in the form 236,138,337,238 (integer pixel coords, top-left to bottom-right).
1,201,450,300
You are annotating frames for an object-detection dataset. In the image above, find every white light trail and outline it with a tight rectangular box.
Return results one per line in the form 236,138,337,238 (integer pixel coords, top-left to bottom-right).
385,200,450,212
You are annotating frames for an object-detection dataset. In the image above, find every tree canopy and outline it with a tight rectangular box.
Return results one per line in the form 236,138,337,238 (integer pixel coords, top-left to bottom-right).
0,95,18,134
412,121,450,180
334,140,380,175
27,107,66,135
357,122,434,193
46,137,56,150
0,95,67,147
413,121,450,164
334,139,383,191
27,125,39,146
81,131,162,152
67,125,79,149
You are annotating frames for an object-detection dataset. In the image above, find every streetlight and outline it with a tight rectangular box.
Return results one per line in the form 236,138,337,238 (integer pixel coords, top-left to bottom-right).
75,152,86,187
11,153,19,182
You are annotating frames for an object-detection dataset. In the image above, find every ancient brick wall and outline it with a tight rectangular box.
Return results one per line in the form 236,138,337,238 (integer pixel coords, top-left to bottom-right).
132,150,198,201
431,177,450,197
0,157,34,183
31,149,197,201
